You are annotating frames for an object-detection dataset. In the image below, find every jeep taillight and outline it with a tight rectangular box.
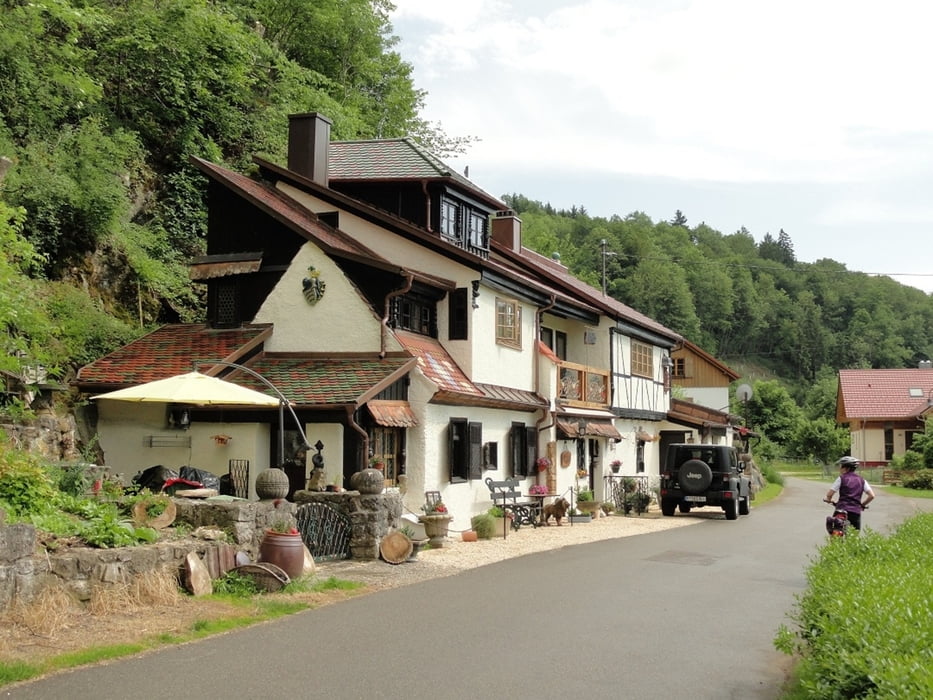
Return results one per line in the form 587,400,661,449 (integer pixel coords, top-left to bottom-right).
721,490,733,499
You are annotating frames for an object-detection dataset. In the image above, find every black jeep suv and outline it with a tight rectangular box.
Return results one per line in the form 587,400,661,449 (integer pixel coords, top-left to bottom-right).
659,444,750,520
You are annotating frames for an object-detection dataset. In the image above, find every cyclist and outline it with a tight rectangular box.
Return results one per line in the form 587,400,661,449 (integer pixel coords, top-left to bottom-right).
823,456,874,531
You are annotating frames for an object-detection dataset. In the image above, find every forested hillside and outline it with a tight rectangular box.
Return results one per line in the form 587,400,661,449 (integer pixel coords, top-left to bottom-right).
1,0,931,433
506,196,933,384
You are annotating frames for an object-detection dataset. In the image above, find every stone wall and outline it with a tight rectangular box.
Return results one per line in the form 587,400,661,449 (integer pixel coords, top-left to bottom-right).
0,491,401,611
293,490,402,559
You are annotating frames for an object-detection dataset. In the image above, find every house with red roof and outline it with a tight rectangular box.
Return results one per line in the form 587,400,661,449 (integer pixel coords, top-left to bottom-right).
836,366,933,466
77,113,685,526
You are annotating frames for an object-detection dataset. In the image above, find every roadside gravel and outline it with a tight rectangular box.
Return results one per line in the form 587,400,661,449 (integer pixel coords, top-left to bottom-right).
318,509,698,589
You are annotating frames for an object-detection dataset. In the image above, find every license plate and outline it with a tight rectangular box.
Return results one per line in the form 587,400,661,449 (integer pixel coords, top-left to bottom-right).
684,495,706,502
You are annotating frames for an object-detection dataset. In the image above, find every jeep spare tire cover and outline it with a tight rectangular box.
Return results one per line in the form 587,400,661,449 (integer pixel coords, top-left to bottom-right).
679,459,713,494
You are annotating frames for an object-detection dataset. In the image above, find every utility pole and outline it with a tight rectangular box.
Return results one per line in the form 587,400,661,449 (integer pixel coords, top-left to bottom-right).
600,239,616,296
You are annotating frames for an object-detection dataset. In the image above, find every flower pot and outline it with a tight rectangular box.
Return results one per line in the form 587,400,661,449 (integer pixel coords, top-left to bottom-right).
259,530,305,580
419,514,452,548
611,464,621,474
462,530,478,542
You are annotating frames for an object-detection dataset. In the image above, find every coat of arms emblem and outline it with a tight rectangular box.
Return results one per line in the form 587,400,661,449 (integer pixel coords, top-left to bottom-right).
302,266,325,305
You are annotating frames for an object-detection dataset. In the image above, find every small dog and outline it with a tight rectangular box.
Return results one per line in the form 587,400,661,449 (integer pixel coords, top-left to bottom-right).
543,497,570,526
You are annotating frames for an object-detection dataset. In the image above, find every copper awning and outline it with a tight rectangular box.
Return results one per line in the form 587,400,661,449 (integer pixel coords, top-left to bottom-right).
557,419,622,440
367,400,418,428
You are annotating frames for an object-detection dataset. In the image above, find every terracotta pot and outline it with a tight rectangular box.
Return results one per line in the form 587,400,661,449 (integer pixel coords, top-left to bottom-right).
259,530,304,580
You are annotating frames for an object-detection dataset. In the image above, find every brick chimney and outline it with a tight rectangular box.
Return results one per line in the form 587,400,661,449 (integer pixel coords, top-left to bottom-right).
288,113,332,186
491,210,522,253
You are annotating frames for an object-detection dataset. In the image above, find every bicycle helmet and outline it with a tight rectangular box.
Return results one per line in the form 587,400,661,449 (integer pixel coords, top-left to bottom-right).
836,456,860,470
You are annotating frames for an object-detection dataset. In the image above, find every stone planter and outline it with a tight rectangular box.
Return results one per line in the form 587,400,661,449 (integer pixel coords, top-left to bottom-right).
575,500,600,516
419,514,452,548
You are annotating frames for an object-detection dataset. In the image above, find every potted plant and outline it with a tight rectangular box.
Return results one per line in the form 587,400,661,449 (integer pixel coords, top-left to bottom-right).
623,491,651,515
536,456,551,473
487,505,513,536
419,499,452,548
610,459,622,474
259,520,304,579
369,456,385,470
471,512,496,539
575,489,600,517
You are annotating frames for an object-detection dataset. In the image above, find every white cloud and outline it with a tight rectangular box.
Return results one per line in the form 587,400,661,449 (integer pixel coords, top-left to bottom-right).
390,1,933,293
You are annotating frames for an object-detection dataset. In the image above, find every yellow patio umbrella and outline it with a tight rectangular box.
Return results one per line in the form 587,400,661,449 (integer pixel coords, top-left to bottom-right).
91,371,281,406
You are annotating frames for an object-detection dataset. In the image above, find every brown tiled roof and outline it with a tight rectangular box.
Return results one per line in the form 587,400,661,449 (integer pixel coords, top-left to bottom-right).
838,368,933,420
191,157,387,265
394,330,546,411
228,355,416,407
394,330,482,396
499,245,681,343
329,140,504,208
367,400,418,427
76,325,272,388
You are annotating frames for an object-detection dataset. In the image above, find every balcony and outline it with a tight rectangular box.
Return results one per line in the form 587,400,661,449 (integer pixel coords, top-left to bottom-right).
558,361,609,409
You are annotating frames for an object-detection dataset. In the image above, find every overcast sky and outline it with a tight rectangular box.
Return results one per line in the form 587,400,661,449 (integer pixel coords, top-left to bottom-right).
389,0,933,293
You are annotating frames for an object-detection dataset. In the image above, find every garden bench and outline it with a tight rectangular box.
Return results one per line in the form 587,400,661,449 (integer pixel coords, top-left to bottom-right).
485,477,539,529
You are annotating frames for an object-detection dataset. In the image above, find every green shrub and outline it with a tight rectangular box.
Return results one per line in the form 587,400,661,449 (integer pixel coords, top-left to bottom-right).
577,489,594,502
900,450,924,471
0,447,57,516
775,513,933,698
487,505,505,518
902,469,933,490
758,461,784,486
471,512,495,539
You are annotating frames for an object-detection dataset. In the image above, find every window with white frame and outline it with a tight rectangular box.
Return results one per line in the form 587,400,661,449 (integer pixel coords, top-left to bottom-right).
440,199,460,242
496,297,521,349
631,340,654,378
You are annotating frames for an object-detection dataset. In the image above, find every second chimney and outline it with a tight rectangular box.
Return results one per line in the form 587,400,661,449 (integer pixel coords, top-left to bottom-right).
491,209,522,253
288,113,332,186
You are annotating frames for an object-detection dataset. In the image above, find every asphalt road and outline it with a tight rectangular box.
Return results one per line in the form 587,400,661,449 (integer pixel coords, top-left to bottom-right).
7,477,932,700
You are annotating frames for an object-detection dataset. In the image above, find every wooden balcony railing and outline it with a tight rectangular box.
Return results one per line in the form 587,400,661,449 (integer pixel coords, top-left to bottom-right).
558,361,609,409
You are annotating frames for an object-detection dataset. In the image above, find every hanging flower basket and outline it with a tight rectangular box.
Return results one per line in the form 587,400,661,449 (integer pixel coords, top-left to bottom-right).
536,456,551,473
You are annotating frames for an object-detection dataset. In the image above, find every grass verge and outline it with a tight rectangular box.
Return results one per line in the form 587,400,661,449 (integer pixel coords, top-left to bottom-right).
0,575,363,688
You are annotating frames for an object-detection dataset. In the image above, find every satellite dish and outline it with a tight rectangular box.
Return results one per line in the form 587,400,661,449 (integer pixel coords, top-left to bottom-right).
736,384,753,402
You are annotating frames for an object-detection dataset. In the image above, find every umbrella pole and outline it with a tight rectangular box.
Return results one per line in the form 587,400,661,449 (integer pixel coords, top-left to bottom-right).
278,401,285,467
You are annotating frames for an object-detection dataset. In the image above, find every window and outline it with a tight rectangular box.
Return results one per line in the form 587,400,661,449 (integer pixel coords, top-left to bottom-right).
393,292,436,336
370,427,400,484
509,423,536,477
540,326,567,360
440,199,460,242
467,211,488,249
496,297,522,348
483,442,498,470
213,279,239,328
631,341,654,378
448,418,482,482
672,358,686,378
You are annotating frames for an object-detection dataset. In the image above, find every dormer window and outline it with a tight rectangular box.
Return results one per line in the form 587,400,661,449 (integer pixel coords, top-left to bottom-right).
467,211,488,249
439,195,489,257
440,199,460,242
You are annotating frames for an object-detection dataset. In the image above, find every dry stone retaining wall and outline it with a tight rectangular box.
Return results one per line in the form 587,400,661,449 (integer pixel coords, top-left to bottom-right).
0,490,401,611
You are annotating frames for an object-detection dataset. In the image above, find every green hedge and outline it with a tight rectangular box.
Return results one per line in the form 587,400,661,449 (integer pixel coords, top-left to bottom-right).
775,514,933,698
